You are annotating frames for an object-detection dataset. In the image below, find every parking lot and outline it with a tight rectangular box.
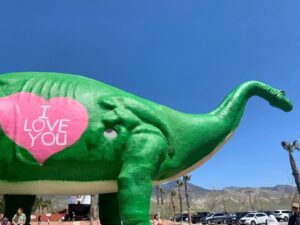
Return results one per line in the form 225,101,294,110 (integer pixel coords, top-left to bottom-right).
190,222,288,225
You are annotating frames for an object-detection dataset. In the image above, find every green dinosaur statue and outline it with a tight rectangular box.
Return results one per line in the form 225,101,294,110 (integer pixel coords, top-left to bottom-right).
0,72,292,225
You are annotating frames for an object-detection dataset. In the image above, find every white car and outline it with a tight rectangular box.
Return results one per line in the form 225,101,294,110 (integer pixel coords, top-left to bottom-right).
273,210,291,221
240,212,269,225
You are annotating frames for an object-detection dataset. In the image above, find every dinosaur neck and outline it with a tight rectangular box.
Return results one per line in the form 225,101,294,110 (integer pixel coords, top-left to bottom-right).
210,81,280,129
157,81,287,181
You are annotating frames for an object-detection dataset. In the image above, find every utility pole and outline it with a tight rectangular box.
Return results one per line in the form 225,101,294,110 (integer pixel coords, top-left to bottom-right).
245,190,254,211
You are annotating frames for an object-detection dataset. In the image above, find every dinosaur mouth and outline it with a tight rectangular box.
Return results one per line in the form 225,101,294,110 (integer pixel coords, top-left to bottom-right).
270,90,293,112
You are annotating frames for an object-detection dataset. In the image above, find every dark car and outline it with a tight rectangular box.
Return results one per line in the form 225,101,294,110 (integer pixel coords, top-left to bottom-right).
201,212,228,224
226,212,249,225
175,213,190,222
191,212,209,224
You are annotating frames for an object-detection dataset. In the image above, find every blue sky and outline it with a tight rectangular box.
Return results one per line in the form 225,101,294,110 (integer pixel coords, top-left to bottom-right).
0,1,300,189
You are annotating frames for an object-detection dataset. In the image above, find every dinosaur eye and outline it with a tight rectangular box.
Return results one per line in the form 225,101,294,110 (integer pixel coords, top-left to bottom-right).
104,128,118,139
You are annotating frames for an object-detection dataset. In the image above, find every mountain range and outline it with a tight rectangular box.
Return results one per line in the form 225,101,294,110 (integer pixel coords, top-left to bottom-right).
149,182,297,216
38,183,298,217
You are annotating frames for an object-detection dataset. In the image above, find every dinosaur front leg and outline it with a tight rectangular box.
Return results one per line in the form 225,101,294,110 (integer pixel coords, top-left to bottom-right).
99,193,121,225
117,129,166,225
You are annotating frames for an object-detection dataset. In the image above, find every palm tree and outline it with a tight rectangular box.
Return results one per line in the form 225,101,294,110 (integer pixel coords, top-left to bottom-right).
33,197,52,214
237,189,246,211
90,195,94,225
255,192,263,211
288,177,299,205
33,196,43,213
159,187,165,219
170,189,177,220
222,190,227,212
176,179,184,225
282,140,300,194
0,198,5,213
156,185,160,215
41,199,52,213
245,190,254,211
183,175,191,225
205,188,217,211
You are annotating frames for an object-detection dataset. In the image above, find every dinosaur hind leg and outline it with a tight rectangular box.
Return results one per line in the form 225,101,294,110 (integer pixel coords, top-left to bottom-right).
118,128,166,225
4,194,36,225
99,193,121,225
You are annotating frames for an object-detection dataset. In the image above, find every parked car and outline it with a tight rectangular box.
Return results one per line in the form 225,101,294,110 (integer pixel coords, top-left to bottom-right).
226,213,237,225
226,212,249,225
201,213,213,224
273,210,291,221
201,212,228,224
239,212,269,225
175,213,190,222
191,212,209,224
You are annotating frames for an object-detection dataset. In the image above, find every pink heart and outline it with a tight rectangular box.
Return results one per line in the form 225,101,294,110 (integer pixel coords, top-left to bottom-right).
0,92,88,164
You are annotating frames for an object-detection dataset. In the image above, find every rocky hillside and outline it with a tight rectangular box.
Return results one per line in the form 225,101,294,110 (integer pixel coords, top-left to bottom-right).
36,183,298,216
150,182,298,216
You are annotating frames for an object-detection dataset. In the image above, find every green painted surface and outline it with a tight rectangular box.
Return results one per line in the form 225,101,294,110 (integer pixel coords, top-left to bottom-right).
0,72,293,225
0,72,292,183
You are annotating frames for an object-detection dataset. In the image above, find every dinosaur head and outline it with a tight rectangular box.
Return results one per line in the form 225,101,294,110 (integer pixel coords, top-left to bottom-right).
269,90,293,112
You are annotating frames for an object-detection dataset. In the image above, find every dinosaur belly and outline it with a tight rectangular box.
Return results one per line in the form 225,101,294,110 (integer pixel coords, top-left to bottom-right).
0,180,118,195
156,130,236,184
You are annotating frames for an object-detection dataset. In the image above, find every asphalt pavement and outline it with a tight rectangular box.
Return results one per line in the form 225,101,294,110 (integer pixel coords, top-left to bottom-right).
190,222,288,225
279,223,288,225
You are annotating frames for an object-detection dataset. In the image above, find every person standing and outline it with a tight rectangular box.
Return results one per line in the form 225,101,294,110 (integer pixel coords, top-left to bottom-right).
12,208,26,225
153,214,162,225
38,214,41,225
267,214,279,225
288,203,300,225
